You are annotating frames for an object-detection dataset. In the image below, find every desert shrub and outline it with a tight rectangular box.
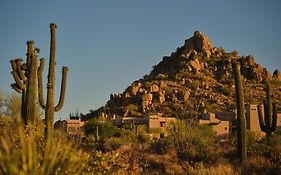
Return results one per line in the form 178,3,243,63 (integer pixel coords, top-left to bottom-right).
183,162,238,175
150,137,173,155
246,131,262,156
202,68,214,78
242,156,278,175
269,145,281,170
149,127,162,134
104,137,124,151
266,134,281,146
84,119,120,139
136,132,150,144
0,120,88,175
86,150,125,175
126,104,138,111
175,69,205,81
189,80,201,90
218,75,231,84
169,121,219,164
270,79,281,86
205,103,223,112
132,125,149,144
221,84,234,97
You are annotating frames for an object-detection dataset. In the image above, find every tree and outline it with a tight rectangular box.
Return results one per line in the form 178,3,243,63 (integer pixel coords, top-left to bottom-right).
84,119,119,139
0,92,41,119
0,92,21,118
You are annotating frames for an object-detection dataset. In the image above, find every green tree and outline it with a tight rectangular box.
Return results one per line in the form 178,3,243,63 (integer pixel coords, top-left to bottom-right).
84,119,119,139
0,92,21,118
0,92,41,119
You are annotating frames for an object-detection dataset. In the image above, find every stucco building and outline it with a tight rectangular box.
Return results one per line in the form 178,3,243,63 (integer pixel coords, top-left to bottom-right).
246,104,281,137
54,115,85,140
111,113,175,130
199,112,235,136
199,104,281,137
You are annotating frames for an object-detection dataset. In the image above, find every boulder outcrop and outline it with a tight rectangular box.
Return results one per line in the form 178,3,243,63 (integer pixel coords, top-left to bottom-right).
184,31,212,53
273,69,281,81
87,31,281,120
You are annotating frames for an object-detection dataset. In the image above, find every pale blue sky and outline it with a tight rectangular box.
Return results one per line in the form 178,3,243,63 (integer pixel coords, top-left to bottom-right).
0,1,280,121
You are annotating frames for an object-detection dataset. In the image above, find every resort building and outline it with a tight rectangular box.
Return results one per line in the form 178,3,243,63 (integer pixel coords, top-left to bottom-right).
54,115,85,140
199,104,281,137
199,112,235,136
111,113,176,130
246,104,281,137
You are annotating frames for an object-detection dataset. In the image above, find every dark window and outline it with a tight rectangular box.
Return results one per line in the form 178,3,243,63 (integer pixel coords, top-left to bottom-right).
160,122,165,127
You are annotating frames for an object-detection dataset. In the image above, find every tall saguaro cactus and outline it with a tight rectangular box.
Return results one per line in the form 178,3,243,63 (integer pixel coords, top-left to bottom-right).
38,23,68,135
258,82,277,137
25,41,39,123
10,41,41,125
233,62,247,163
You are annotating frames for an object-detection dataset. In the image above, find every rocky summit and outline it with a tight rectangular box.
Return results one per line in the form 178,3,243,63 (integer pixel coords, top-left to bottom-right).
85,31,281,119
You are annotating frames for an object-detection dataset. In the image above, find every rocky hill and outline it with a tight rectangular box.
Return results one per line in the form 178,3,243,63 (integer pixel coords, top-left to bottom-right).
84,31,281,119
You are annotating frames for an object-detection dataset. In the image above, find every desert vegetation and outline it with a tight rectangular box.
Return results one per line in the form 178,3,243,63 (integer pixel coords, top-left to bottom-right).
1,107,281,174
1,22,281,174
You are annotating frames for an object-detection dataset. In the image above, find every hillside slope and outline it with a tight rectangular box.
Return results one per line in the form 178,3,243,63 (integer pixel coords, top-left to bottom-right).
84,31,281,119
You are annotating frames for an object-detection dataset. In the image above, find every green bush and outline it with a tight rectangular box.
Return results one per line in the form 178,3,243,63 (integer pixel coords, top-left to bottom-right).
84,119,120,139
150,137,173,155
190,80,201,90
86,150,125,175
169,121,219,164
104,137,124,151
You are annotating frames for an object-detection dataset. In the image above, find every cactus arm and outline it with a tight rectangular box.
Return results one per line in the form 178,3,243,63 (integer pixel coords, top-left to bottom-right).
55,67,68,111
10,60,18,72
16,58,27,81
11,71,25,90
258,82,278,136
270,103,277,132
10,59,24,89
38,58,46,109
11,83,23,93
257,104,266,132
21,63,27,71
16,59,27,81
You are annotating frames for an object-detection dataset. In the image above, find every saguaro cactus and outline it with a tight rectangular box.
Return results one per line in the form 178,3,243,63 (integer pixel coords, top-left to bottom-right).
38,23,68,135
233,62,247,163
10,41,41,125
258,82,277,137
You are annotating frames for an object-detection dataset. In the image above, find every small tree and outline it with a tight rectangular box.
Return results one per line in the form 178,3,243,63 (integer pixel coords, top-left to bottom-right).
84,119,119,139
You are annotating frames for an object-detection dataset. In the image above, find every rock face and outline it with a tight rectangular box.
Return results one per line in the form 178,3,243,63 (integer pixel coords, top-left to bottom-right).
273,69,281,81
184,31,212,53
150,84,159,92
158,91,165,104
187,58,201,72
246,55,255,66
86,31,281,120
141,92,153,112
150,31,213,77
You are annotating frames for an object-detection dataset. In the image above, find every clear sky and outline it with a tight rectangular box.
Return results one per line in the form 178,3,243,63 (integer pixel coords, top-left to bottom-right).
0,1,280,121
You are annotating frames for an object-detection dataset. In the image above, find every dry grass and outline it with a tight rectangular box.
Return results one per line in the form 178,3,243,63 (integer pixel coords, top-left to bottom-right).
0,119,88,175
1,117,281,174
